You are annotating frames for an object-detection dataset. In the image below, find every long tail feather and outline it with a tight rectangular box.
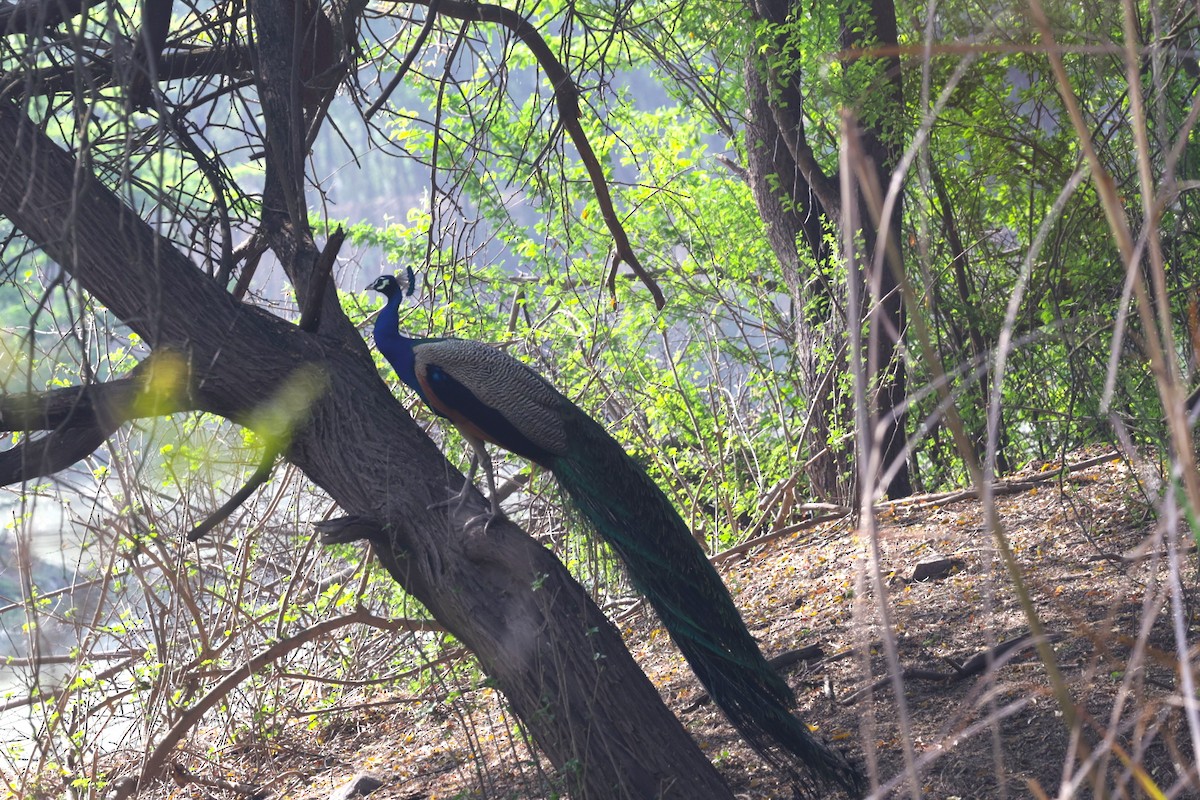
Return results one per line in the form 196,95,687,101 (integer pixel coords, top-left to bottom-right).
550,404,865,798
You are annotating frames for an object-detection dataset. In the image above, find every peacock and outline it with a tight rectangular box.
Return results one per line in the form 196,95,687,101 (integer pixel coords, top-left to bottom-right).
367,270,865,797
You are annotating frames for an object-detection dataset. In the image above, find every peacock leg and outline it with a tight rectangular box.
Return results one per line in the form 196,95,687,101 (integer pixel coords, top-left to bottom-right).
473,444,500,515
462,438,501,531
427,450,475,513
427,436,500,530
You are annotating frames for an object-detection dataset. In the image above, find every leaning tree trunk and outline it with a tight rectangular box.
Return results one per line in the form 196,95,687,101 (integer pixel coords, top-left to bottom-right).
0,99,737,800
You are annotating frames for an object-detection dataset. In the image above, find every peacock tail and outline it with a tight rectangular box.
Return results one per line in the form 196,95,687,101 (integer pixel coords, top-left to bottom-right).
550,401,865,798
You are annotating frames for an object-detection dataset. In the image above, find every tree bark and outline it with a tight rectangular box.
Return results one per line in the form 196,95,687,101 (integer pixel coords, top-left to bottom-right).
744,0,853,501
0,98,736,799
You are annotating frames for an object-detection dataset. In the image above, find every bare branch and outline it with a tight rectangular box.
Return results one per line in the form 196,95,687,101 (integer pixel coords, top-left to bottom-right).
0,377,144,432
109,607,411,800
0,99,238,344
0,419,108,484
15,47,255,100
251,0,359,340
0,96,335,429
186,449,279,541
364,0,442,119
297,225,346,333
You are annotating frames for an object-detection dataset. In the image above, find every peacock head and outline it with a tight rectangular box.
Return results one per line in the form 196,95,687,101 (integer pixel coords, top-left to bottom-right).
367,266,416,299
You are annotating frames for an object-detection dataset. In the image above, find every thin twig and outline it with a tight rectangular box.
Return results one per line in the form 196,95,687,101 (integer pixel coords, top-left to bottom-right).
110,607,417,800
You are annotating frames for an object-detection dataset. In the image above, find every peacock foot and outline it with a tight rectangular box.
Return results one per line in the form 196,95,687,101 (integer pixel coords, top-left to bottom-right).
426,484,472,515
462,510,501,536
427,489,502,536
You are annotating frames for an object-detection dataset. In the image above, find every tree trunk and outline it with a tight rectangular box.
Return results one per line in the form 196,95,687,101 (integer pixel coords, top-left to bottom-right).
0,99,736,800
843,0,912,500
743,0,912,501
744,16,853,502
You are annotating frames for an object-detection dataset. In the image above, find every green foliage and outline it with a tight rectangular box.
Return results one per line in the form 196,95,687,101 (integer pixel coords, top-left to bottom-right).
358,13,821,552
337,0,1199,536
900,4,1196,477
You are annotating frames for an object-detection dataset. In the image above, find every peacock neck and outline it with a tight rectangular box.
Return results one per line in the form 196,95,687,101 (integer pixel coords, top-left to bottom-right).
373,291,419,392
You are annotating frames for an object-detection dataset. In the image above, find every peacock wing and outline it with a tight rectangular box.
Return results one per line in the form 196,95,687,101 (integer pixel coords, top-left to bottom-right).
411,338,569,465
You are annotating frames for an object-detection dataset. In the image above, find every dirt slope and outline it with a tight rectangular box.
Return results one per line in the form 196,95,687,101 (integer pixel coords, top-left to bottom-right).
159,450,1198,799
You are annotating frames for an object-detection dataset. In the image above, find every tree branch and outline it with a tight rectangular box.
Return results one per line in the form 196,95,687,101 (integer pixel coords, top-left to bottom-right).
0,99,239,345
297,225,345,333
186,449,280,541
252,0,359,341
0,356,196,485
109,608,404,800
0,0,89,35
0,421,108,484
0,95,328,422
0,377,142,432
14,47,255,100
365,0,442,119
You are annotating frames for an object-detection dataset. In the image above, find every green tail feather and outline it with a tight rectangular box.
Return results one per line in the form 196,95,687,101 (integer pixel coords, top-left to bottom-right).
550,405,865,798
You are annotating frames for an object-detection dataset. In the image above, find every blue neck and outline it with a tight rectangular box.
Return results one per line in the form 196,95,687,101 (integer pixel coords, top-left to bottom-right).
373,291,421,395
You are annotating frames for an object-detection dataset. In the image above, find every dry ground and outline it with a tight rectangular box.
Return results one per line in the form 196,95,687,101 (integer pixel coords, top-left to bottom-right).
151,450,1198,799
